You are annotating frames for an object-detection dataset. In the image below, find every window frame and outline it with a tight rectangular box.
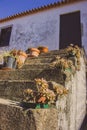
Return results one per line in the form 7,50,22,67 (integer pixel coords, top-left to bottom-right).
0,25,13,47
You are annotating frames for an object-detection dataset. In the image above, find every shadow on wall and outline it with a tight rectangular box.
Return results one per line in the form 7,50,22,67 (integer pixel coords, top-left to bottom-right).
79,114,87,130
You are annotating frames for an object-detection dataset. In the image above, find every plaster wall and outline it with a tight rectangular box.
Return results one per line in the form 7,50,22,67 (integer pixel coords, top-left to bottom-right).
0,1,87,54
57,56,86,130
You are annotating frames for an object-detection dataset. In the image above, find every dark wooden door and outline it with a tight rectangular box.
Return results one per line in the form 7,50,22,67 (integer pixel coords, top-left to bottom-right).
59,11,82,49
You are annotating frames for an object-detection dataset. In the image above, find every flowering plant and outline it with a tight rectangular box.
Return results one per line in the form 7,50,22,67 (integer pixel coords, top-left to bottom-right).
66,44,81,70
49,45,81,81
35,78,55,104
66,44,81,57
23,78,68,104
50,56,76,81
51,82,68,96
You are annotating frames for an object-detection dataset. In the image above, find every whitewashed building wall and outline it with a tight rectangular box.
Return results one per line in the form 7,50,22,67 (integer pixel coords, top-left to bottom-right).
0,1,87,53
57,55,86,130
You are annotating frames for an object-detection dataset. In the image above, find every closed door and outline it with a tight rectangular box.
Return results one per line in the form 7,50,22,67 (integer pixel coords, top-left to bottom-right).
59,11,82,49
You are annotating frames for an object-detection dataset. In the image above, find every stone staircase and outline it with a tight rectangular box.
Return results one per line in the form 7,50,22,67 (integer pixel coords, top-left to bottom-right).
0,49,67,102
0,49,66,130
0,49,86,130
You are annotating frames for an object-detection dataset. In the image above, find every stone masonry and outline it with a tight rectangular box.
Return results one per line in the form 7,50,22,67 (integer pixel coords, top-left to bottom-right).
0,49,86,130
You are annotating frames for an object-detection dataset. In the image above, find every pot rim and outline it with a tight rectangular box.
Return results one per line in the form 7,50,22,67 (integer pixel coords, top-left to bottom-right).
30,48,40,53
18,52,27,58
38,46,48,49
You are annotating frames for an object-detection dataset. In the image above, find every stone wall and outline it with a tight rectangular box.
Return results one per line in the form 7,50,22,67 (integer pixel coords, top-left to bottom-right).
0,49,86,130
56,56,86,130
0,99,58,130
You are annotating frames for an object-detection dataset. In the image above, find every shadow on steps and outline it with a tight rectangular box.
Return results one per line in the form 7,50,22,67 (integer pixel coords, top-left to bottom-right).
80,114,87,130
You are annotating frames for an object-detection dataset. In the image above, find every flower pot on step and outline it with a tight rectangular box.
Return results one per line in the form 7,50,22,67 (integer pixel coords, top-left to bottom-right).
37,46,48,53
29,48,40,57
2,56,17,70
36,103,50,109
17,50,27,68
21,102,50,109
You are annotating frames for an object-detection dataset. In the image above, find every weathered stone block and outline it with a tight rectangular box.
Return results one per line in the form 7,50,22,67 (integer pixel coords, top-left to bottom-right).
0,98,58,130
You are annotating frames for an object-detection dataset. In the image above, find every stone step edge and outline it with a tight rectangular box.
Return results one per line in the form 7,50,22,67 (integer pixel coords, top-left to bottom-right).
0,79,58,82
26,54,66,60
0,97,58,130
0,79,34,82
0,98,19,106
24,63,50,65
0,68,45,72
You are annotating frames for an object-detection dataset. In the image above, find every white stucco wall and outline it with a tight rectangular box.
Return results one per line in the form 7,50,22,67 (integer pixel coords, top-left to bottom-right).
0,1,87,53
57,55,86,130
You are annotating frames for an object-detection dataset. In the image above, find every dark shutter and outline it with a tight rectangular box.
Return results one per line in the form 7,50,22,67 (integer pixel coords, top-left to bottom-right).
59,11,82,49
0,26,12,47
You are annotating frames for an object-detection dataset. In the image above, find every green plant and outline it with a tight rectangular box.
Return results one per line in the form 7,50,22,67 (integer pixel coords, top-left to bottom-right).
51,82,69,96
49,45,81,81
35,78,55,104
0,51,5,63
66,44,81,70
50,56,76,81
0,49,18,59
23,78,68,105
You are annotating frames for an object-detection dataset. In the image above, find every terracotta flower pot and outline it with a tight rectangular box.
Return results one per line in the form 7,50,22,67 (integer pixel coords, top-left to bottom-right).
29,48,40,57
38,46,48,53
17,50,27,68
38,96,46,103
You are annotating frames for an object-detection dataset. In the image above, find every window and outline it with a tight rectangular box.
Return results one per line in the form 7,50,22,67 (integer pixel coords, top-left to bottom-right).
0,26,12,47
59,11,82,49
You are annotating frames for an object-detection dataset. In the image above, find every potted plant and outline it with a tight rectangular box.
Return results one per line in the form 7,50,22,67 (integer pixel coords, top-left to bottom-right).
66,44,81,70
0,51,5,67
16,50,27,68
37,46,48,53
49,56,76,82
26,48,40,57
2,49,17,70
22,78,52,108
22,78,68,109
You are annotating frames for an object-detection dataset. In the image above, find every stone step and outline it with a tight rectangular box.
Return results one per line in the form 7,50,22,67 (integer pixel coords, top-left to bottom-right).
0,69,43,80
0,80,36,101
25,56,56,64
0,68,64,83
35,68,64,84
26,49,67,57
26,52,67,64
0,70,64,101
39,49,67,56
21,63,50,70
0,98,58,130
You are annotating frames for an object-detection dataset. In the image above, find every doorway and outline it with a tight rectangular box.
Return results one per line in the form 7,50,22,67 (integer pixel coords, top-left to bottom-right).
59,11,82,49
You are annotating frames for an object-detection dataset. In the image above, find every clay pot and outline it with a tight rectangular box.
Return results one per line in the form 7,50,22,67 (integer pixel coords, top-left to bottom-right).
17,50,27,68
38,96,46,103
29,48,40,57
38,46,48,53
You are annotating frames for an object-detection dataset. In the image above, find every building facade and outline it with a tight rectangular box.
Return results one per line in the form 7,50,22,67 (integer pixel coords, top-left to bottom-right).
0,0,87,53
